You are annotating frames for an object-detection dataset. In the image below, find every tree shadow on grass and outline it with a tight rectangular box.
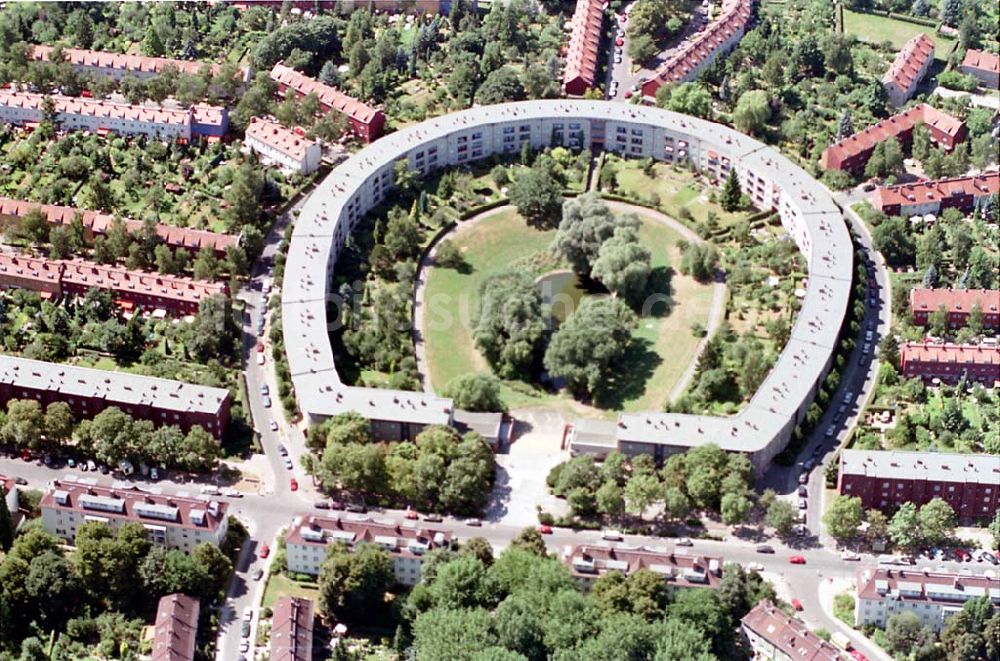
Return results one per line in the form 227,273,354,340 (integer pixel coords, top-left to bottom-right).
641,266,675,319
595,336,661,410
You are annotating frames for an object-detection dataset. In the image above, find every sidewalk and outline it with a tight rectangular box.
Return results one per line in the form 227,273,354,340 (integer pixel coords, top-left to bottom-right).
817,577,892,661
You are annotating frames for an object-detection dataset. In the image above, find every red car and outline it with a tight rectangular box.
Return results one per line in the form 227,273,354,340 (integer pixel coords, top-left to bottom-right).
616,38,624,47
789,555,806,565
256,343,265,353
289,478,298,492
955,548,970,561
624,90,633,99
259,544,270,559
538,524,553,534
405,510,419,520
849,650,869,661
791,598,803,611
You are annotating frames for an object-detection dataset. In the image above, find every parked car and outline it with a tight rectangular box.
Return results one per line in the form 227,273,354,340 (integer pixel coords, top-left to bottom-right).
803,459,815,471
258,545,270,559
466,518,482,527
841,551,861,561
260,383,269,396
330,500,345,511
798,498,808,509
289,478,298,491
538,524,553,534
791,598,803,610
252,568,264,581
241,621,251,638
955,548,971,561
746,562,764,572
798,472,809,484
756,544,775,554
314,501,330,509
262,396,272,408
87,459,97,471
789,555,807,564
256,343,265,354
794,524,808,536
239,640,250,654
824,425,836,438
269,420,278,432
150,467,160,480
423,514,443,523
601,529,623,541
798,486,808,497
283,457,293,470
345,503,366,513
676,537,694,546
277,444,288,456
405,509,419,520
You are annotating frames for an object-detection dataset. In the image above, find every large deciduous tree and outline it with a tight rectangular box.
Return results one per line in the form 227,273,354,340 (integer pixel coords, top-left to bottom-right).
822,495,863,541
508,167,563,229
590,227,652,308
474,270,545,379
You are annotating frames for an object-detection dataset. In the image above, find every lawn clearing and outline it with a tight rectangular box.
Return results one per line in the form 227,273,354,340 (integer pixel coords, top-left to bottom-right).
843,10,955,62
422,206,714,413
261,572,320,611
613,161,745,230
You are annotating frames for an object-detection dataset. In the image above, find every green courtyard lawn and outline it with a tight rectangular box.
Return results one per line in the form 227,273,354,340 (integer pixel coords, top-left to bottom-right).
261,572,320,611
843,10,956,62
421,206,715,413
612,161,745,231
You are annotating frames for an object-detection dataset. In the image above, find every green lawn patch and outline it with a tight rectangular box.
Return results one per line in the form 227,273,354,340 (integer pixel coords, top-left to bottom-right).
261,572,320,611
613,162,744,230
834,592,856,626
843,10,955,62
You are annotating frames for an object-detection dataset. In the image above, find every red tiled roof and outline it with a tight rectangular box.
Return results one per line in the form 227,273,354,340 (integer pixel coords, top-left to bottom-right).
820,104,964,170
883,33,934,93
0,197,238,254
1,90,194,125
909,287,1000,315
245,117,319,161
269,63,382,124
901,341,1000,366
562,0,605,92
563,544,724,588
31,45,248,80
643,0,752,94
742,600,844,661
152,593,200,661
961,49,1000,75
271,597,314,661
873,172,999,210
286,514,452,559
40,479,228,533
857,568,1000,606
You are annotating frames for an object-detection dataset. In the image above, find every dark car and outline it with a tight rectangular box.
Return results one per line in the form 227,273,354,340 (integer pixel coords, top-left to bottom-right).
423,514,443,523
330,500,345,510
756,544,775,554
314,501,330,509
345,503,367,513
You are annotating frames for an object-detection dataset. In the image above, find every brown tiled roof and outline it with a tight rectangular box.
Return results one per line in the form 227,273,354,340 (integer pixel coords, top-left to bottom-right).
562,0,605,92
883,33,934,92
0,253,227,306
286,514,452,559
857,568,1000,606
40,479,229,533
269,63,382,125
152,593,200,661
245,117,319,161
901,341,1000,366
31,45,244,79
961,49,1000,75
562,544,724,588
0,90,193,125
271,597,314,661
873,172,999,210
742,600,844,661
820,104,964,169
909,287,1000,315
0,197,238,254
643,0,753,94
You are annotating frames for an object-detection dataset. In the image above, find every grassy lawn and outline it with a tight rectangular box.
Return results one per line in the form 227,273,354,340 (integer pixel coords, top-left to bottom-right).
614,162,744,229
843,10,955,61
422,206,714,413
261,572,320,611
834,592,856,626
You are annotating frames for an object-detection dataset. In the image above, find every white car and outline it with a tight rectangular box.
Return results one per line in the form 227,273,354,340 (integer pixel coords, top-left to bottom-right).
243,608,253,623
239,640,250,653
840,551,861,561
746,562,764,572
675,537,693,546
283,457,293,470
269,420,278,432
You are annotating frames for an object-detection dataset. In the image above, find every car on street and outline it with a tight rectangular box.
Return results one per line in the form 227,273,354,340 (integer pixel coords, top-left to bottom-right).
675,537,693,546
150,467,160,480
87,459,97,471
405,509,419,520
314,501,330,509
424,514,444,523
256,342,265,353
256,353,265,365
746,562,764,572
538,524,553,534
791,598,803,610
283,457,293,469
330,500,345,510
862,182,876,192
841,551,861,561
345,503,366,513
615,38,624,46
278,444,288,456
252,568,264,581
982,552,998,565
824,425,836,438
624,90,633,99
601,529,623,541
794,524,808,536
14,477,27,485
289,478,298,491
798,485,808,497
955,548,971,561
789,555,806,564
241,621,251,638
756,544,775,554
260,383,269,396
798,472,809,484
843,391,854,405
269,420,278,432
243,608,253,623
849,650,869,661
258,545,270,559
67,458,76,468
798,498,808,509
614,54,622,64
466,518,482,527
239,640,250,653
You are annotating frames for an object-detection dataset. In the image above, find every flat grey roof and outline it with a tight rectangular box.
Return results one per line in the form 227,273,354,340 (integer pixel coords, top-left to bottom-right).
841,449,1000,484
0,355,229,415
283,100,853,459
453,409,503,440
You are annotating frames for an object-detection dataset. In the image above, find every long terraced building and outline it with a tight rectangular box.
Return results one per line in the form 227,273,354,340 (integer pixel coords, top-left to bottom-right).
282,100,853,477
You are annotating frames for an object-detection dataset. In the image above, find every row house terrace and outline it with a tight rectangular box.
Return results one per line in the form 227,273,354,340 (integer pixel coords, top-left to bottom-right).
561,0,605,96
271,597,315,661
883,33,935,107
909,287,1000,330
820,104,966,173
285,514,452,585
960,49,1000,88
561,543,724,590
0,252,228,317
269,63,385,142
0,355,231,438
899,341,1000,386
0,197,238,258
151,593,200,661
873,172,999,217
838,449,999,524
41,478,229,552
244,117,323,175
30,45,250,86
741,600,846,661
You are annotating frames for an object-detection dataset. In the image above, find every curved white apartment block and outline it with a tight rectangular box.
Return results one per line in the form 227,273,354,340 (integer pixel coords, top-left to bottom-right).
282,100,854,474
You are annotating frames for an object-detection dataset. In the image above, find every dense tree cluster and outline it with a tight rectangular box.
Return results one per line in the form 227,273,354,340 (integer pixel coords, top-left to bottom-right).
308,416,495,515
823,495,959,549
390,537,773,660
0,522,233,658
442,373,508,413
879,595,1000,661
0,398,222,472
627,0,686,63
474,270,546,380
546,445,755,524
